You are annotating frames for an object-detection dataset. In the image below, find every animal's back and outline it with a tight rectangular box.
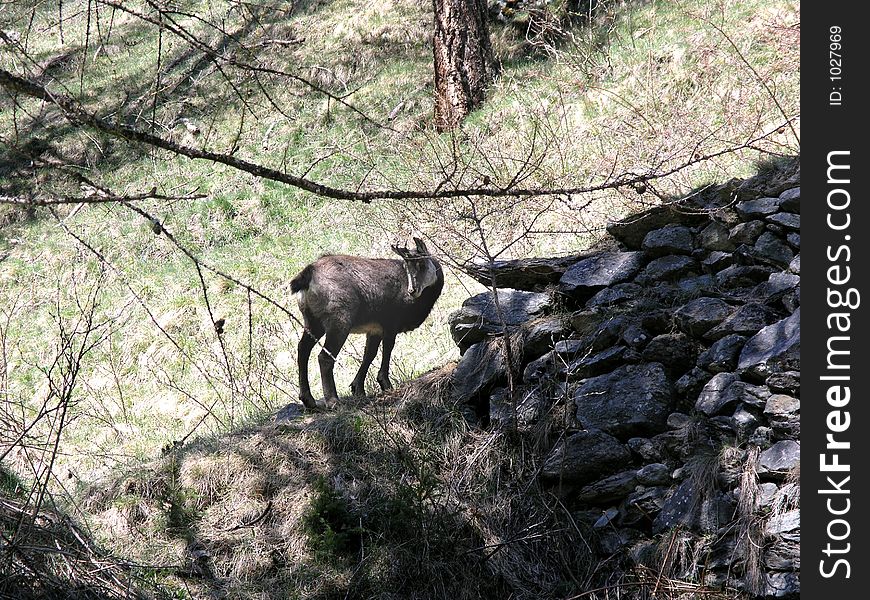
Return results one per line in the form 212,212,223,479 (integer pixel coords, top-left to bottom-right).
293,255,408,328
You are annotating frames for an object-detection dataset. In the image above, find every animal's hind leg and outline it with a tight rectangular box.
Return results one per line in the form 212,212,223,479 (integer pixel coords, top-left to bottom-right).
351,334,382,398
318,327,350,408
298,321,324,409
376,334,396,391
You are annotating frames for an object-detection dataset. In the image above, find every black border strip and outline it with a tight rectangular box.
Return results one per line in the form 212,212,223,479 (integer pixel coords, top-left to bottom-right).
802,3,868,597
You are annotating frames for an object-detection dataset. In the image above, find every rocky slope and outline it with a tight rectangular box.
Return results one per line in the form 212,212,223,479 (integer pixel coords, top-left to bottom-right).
448,158,800,597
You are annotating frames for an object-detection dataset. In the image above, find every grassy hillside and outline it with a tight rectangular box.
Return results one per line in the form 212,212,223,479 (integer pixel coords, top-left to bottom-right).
0,0,798,597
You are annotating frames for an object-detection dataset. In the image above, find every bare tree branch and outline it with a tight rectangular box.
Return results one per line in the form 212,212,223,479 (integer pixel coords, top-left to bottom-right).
0,67,795,204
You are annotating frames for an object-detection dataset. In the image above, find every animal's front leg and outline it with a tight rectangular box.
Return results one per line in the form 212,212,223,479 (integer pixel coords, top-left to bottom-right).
352,334,382,397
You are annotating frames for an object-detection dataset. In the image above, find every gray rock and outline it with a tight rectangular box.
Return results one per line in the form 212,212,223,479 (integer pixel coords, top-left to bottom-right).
652,479,699,533
786,232,800,249
636,463,671,486
522,353,553,383
732,404,759,439
582,318,625,352
569,309,606,336
766,371,800,396
451,339,508,402
462,253,595,291
729,220,767,244
736,196,782,219
764,394,799,418
541,429,631,484
559,252,647,302
765,535,800,571
637,310,673,336
675,367,712,400
522,316,571,358
705,537,738,570
753,231,795,268
595,527,644,555
788,254,800,274
695,372,740,416
764,394,800,438
701,491,736,533
715,265,775,289
697,334,746,373
620,323,650,349
666,412,692,429
627,437,665,462
275,403,307,423
553,338,586,358
642,333,698,374
642,225,694,256
765,508,800,536
675,274,716,295
576,470,639,504
449,289,551,351
758,440,800,474
727,380,771,408
490,386,550,431
738,308,800,379
607,204,710,249
750,272,800,305
766,222,785,236
698,221,735,252
748,426,774,448
701,251,735,273
586,282,643,308
593,507,619,528
675,297,733,337
622,486,669,527
564,345,633,380
574,363,674,438
765,572,800,598
704,303,781,340
754,482,780,507
779,186,800,212
766,212,800,230
634,255,699,285
782,286,800,313
650,430,692,460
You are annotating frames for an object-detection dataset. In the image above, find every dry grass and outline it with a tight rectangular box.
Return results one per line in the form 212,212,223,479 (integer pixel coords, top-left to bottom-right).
0,496,148,600
68,374,606,598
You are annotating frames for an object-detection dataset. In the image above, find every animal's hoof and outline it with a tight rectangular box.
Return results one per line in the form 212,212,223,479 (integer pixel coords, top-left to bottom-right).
299,395,320,411
324,397,339,410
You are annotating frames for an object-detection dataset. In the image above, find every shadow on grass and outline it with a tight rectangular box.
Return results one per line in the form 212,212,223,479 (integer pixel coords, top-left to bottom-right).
76,373,596,599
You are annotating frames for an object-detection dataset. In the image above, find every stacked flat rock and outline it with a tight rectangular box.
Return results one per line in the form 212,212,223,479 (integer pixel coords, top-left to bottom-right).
447,159,800,598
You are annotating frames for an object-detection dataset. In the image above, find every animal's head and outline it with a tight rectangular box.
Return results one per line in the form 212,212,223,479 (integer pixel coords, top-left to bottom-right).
392,237,440,299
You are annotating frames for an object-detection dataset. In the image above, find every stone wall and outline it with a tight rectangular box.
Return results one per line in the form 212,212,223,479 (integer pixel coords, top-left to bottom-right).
448,158,800,597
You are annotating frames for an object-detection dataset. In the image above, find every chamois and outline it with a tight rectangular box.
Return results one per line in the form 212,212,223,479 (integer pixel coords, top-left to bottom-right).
291,238,444,409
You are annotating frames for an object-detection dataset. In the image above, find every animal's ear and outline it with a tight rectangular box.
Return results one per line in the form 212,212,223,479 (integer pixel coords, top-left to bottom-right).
412,237,429,255
391,243,409,258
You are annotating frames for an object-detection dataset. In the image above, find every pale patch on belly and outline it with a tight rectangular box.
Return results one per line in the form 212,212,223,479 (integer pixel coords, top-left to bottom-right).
351,322,384,335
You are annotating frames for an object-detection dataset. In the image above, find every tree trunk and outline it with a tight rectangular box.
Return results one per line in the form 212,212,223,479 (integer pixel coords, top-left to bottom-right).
433,0,495,132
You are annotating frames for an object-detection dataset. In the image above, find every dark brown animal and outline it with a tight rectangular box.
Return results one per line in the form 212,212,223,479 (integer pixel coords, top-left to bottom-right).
290,238,444,409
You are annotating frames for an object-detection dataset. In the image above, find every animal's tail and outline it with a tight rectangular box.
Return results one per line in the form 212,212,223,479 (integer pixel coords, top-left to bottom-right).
290,265,313,293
